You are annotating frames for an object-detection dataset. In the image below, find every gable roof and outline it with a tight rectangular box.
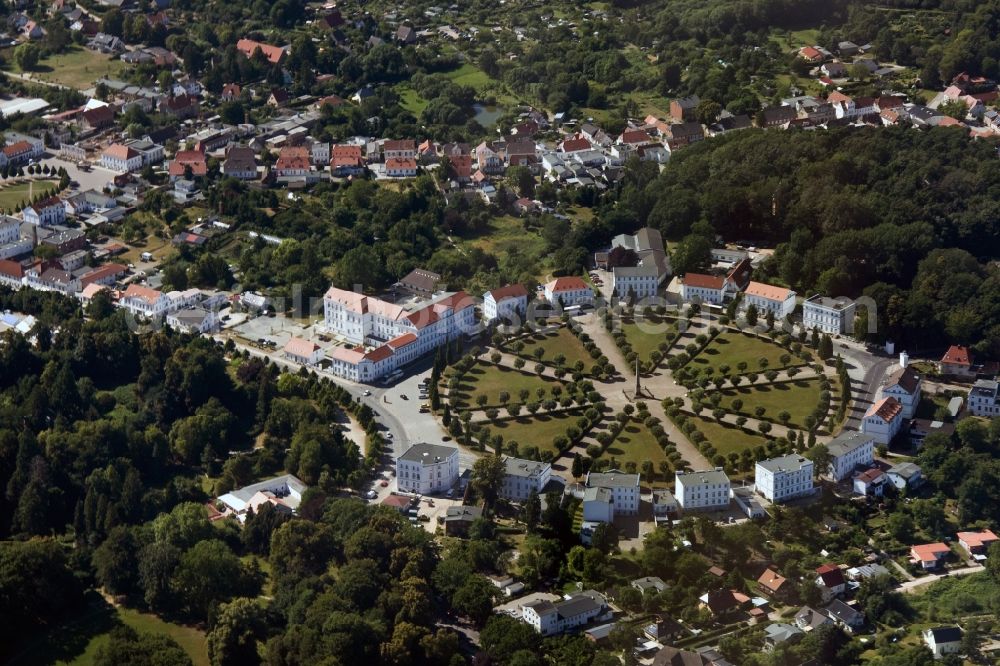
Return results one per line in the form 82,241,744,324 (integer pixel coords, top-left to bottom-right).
488,284,528,301
866,396,902,421
745,281,793,302
758,568,787,593
546,276,589,292
883,365,921,394
911,542,949,563
956,530,999,549
283,337,320,357
940,344,971,367
815,564,846,588
681,273,725,290
926,626,962,643
236,38,285,64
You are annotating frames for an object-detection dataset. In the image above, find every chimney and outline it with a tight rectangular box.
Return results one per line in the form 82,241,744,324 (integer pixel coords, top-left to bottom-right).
899,351,909,369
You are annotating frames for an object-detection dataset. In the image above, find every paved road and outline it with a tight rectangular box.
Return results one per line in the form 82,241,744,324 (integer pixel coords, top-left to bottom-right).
899,565,984,594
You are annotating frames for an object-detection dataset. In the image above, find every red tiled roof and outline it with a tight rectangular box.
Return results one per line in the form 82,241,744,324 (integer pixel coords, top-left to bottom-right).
681,273,724,290
123,283,163,305
957,530,999,550
3,141,33,157
236,38,285,64
911,542,949,563
384,139,415,152
388,332,418,349
560,137,591,153
275,146,310,171
816,564,846,588
940,345,971,367
363,344,394,363
488,284,528,301
799,46,823,60
867,396,902,422
0,259,24,278
546,276,589,292
103,144,138,160
284,336,320,357
386,157,416,170
80,263,126,286
745,281,792,302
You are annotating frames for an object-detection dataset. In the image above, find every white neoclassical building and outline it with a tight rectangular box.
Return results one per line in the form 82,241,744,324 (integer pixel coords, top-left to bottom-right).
803,294,855,334
396,442,459,495
675,468,731,511
755,454,814,503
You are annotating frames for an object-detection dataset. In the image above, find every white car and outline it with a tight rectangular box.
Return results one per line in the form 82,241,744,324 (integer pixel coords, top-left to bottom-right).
363,390,372,396
365,490,377,499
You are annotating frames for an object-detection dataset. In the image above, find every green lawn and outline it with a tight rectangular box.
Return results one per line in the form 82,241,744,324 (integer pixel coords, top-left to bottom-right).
718,378,822,429
689,332,805,377
619,313,679,362
0,179,59,211
600,419,669,478
489,410,589,456
443,63,492,91
456,215,550,281
683,414,772,458
397,86,429,115
8,593,208,666
448,362,567,409
514,327,595,371
9,46,125,89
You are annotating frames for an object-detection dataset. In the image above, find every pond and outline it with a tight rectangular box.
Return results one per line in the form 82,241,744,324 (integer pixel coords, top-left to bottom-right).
472,103,503,127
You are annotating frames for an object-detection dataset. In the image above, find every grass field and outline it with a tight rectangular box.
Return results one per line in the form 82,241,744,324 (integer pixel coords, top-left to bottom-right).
9,593,208,666
689,332,805,377
683,414,772,458
457,215,550,280
515,327,594,370
397,86,429,115
443,63,492,91
600,419,669,475
619,313,678,362
489,410,588,455
718,378,822,428
449,362,566,409
10,46,124,89
0,179,59,210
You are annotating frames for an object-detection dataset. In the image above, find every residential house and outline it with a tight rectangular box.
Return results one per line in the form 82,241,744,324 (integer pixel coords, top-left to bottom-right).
582,487,615,525
22,196,66,226
273,146,317,182
158,93,199,119
651,490,678,523
815,564,847,601
795,606,834,631
643,616,687,645
968,378,1000,417
383,139,416,161
759,106,797,127
743,281,796,319
221,83,242,101
585,470,640,515
475,141,504,174
862,396,904,445
483,283,528,325
21,20,45,40
236,38,286,64
632,576,668,595
675,468,730,511
544,276,593,308
853,467,886,497
395,25,416,44
758,568,791,601
910,542,950,570
887,462,923,491
166,307,218,334
803,294,856,334
699,589,750,618
501,456,551,502
680,273,735,304
444,505,482,537
119,283,172,318
222,145,257,180
798,46,825,62
89,32,123,52
522,593,605,636
3,140,38,165
167,149,208,180
823,599,864,633
939,345,974,377
755,454,813,503
80,105,115,130
310,141,330,166
283,337,324,365
381,494,413,513
100,144,142,172
880,362,921,418
956,530,999,557
396,442,459,494
763,624,803,651
385,157,417,177
923,627,962,659
670,95,700,122
330,144,365,177
908,418,955,449
216,474,306,522
708,113,753,136
667,122,704,148
26,267,80,294
825,431,875,481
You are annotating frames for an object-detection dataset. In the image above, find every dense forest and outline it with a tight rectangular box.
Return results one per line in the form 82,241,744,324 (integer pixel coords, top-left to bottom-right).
612,126,1000,355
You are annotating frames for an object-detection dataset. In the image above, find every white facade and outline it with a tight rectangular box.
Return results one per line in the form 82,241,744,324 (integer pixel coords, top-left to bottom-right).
743,281,796,319
825,431,875,481
22,199,66,226
582,488,615,523
100,146,143,172
483,285,528,324
612,267,658,300
585,470,640,515
679,274,733,304
675,468,731,511
119,284,173,318
0,216,19,245
544,277,593,308
923,628,962,659
396,442,459,495
861,397,903,445
968,379,1000,417
755,454,814,503
522,595,603,636
311,141,330,165
879,364,921,419
803,295,855,334
501,457,551,502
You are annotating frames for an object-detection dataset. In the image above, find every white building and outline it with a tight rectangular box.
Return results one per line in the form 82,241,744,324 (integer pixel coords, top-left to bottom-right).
612,266,660,300
522,594,605,636
825,431,875,481
483,284,528,325
755,454,814,503
743,281,796,319
165,307,218,334
922,627,962,659
22,196,66,226
216,474,307,523
118,283,173,318
101,143,144,172
396,442,459,495
582,487,615,524
283,337,324,365
501,456,551,502
323,288,476,382
607,227,671,299
675,468,730,511
544,276,593,308
311,140,330,165
861,397,904,445
803,294,855,334
585,470,640,515
0,215,20,245
968,379,1000,417
886,462,922,491
679,273,732,304
879,359,921,419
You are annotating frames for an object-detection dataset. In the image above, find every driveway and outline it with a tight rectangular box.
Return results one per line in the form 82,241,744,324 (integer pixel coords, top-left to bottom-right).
898,565,984,594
